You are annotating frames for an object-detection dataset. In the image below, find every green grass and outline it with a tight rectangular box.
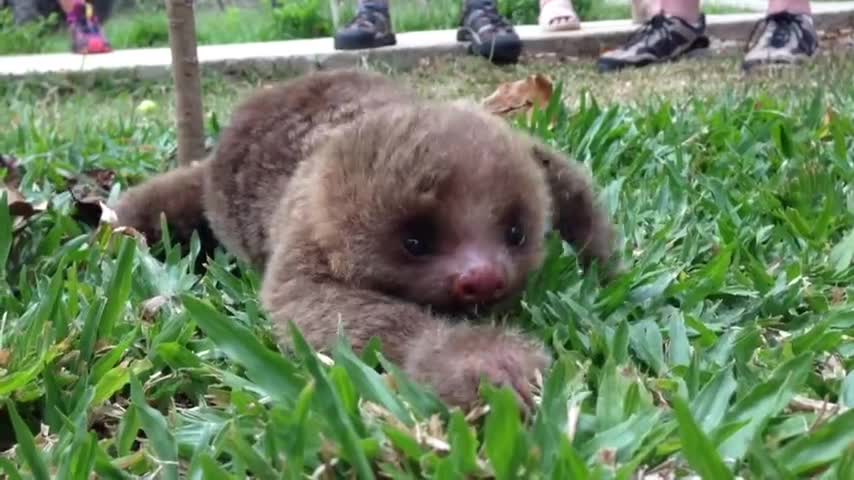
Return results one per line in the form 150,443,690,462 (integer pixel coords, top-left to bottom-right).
1,0,753,55
2,49,854,478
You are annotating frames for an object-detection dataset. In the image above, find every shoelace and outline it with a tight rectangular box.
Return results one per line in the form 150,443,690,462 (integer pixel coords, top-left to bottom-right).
624,12,677,50
463,0,512,32
744,11,808,53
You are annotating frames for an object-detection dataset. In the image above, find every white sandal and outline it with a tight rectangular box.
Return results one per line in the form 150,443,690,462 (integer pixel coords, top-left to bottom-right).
539,0,581,32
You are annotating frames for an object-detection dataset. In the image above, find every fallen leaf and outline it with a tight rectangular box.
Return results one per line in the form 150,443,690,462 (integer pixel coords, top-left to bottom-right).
818,107,837,140
70,192,118,228
113,225,148,245
482,74,554,118
141,295,170,322
82,168,117,191
0,349,10,367
0,154,23,188
67,168,117,199
831,286,846,305
2,184,46,219
788,394,849,414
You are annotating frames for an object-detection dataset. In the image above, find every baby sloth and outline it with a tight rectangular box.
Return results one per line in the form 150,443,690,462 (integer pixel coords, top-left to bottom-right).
114,69,617,410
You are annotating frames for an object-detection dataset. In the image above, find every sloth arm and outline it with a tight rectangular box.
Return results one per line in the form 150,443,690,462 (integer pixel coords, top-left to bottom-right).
261,270,550,408
262,273,437,363
532,143,618,275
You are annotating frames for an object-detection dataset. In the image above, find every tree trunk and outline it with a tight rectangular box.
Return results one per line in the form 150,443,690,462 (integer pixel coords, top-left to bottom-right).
165,0,206,166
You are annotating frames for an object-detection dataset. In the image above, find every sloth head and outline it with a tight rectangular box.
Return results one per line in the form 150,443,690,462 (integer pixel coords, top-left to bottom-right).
304,101,558,312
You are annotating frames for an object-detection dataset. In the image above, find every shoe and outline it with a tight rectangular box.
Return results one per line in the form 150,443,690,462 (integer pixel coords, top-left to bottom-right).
457,0,522,65
597,12,709,73
334,2,396,50
68,1,112,54
742,11,818,72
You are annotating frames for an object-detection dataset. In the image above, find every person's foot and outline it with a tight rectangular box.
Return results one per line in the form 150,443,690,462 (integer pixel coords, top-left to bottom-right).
539,0,581,32
68,1,112,54
457,0,522,65
334,2,397,50
742,11,818,72
596,12,709,73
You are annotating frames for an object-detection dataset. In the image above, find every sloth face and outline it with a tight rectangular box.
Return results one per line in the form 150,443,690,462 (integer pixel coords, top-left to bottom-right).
307,102,553,312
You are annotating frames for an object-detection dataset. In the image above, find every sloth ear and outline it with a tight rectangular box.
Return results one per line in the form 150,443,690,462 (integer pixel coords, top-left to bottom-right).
529,140,622,280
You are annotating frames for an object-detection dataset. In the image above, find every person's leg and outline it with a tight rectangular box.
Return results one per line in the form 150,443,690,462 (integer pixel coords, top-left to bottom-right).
334,0,396,50
659,0,699,22
596,0,709,73
539,0,580,32
768,0,811,15
631,0,658,24
457,0,522,64
742,0,817,71
56,0,75,11
63,0,112,54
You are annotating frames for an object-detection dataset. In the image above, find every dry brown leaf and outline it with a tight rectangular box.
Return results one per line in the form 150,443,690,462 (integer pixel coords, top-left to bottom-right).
69,177,119,229
112,226,148,246
82,168,117,191
789,394,849,414
0,349,10,368
68,168,117,199
482,74,554,118
2,183,46,219
1,154,22,188
141,295,170,322
72,197,118,227
830,286,846,305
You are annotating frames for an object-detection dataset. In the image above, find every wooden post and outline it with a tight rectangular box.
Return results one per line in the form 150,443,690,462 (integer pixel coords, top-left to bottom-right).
165,0,206,166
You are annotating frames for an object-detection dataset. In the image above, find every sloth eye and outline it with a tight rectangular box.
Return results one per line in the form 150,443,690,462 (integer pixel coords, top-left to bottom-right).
403,237,430,256
506,224,526,247
401,216,436,257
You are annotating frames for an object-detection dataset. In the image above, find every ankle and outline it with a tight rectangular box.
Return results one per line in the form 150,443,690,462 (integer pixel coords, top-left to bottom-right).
767,0,811,16
659,0,702,25
66,0,85,20
666,12,702,27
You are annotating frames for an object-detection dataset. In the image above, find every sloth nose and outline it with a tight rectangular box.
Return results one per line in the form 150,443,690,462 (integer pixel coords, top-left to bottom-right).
453,265,507,304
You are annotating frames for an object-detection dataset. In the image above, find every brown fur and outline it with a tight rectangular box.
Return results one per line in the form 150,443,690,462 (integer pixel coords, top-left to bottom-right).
113,160,216,252
113,69,618,410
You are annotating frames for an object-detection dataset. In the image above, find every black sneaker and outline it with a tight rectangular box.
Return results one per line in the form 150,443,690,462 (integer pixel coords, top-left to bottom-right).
334,2,396,50
742,11,818,72
597,12,710,73
457,0,522,65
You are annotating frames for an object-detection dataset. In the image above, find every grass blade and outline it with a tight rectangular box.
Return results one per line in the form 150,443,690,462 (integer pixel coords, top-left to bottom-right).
332,334,413,426
691,365,737,434
181,294,302,402
0,458,24,480
775,408,854,474
671,395,734,480
99,235,136,338
129,374,179,480
4,398,50,480
288,320,375,480
483,385,524,480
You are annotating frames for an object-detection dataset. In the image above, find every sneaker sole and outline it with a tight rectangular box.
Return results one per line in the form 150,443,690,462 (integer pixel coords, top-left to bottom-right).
334,33,397,51
457,27,522,64
742,54,814,73
597,35,711,73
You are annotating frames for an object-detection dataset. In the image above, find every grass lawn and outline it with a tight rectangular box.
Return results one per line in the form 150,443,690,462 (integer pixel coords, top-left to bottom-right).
2,45,854,478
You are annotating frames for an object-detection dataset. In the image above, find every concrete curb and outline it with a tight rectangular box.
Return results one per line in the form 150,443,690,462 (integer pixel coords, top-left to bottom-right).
1,5,853,82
